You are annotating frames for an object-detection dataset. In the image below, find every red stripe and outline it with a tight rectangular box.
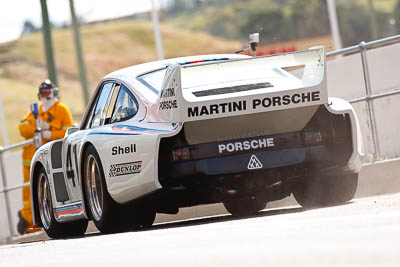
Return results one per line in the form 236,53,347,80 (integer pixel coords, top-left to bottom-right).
189,60,205,64
54,208,82,216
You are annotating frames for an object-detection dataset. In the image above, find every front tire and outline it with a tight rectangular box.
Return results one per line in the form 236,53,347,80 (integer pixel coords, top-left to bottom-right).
293,173,358,208
37,167,88,238
223,197,267,217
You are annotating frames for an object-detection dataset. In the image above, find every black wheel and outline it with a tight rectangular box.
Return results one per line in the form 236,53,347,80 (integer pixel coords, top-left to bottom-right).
223,197,267,217
37,167,88,238
293,173,358,208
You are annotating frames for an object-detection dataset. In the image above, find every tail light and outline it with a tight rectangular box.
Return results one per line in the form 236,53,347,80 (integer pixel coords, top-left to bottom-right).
171,147,191,162
303,130,323,146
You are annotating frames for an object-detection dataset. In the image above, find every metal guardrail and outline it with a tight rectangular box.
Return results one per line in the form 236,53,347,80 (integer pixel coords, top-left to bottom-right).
0,138,36,237
326,35,400,160
1,35,400,239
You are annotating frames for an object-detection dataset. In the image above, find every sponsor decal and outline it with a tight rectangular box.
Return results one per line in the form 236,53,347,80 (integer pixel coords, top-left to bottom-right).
109,161,142,177
248,155,263,170
159,99,178,110
218,138,274,154
112,144,136,155
252,91,320,109
188,100,246,117
187,91,321,118
161,87,175,98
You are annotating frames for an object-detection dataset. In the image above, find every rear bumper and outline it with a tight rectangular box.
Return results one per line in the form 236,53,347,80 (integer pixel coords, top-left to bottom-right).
156,148,356,208
168,144,352,179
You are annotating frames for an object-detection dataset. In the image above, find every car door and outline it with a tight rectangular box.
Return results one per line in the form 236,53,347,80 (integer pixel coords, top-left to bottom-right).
61,82,116,203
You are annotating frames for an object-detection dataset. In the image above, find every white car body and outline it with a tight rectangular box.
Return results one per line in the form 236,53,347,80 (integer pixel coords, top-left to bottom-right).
30,47,363,229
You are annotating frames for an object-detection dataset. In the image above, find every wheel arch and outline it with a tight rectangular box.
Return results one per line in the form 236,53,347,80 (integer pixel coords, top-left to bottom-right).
31,161,45,227
79,141,96,220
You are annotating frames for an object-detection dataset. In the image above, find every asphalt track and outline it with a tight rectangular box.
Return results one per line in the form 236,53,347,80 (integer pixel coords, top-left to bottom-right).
1,193,399,267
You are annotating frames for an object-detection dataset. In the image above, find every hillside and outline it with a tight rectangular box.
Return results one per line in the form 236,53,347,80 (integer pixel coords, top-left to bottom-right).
164,0,399,46
0,20,241,146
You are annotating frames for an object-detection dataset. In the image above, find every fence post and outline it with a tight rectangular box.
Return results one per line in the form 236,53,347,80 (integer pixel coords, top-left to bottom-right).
0,148,16,237
359,41,381,161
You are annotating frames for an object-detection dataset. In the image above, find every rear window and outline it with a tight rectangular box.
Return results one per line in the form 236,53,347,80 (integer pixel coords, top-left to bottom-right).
137,69,166,94
137,60,291,95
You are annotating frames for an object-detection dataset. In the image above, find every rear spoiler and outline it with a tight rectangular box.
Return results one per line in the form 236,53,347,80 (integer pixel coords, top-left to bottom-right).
148,46,327,123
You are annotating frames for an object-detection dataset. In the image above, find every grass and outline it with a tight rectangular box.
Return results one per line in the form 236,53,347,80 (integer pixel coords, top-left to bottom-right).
0,19,240,146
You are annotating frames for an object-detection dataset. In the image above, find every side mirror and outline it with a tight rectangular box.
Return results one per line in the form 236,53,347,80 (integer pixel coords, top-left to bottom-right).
65,127,79,137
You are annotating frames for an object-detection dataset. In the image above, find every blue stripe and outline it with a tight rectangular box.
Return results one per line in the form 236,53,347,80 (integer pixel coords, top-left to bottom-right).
87,125,171,136
114,125,170,133
88,132,139,136
137,77,159,95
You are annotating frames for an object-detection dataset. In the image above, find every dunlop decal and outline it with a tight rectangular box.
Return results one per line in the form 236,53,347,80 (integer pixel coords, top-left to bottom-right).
109,161,142,177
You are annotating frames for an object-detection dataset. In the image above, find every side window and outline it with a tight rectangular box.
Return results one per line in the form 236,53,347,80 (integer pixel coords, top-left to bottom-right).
90,83,114,128
104,84,121,125
111,85,139,123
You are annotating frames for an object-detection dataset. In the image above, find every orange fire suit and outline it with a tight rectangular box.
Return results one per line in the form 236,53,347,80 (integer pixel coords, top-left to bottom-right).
18,101,73,227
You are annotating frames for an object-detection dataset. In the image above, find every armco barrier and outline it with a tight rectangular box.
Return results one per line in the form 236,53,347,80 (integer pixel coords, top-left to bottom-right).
326,35,400,161
0,138,36,237
1,35,400,240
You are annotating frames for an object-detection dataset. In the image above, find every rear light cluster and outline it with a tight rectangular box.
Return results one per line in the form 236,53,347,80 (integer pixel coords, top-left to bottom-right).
171,147,191,162
303,130,323,146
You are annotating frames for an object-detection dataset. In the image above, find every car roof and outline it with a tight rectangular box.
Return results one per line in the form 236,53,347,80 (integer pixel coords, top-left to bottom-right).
104,54,249,83
102,54,250,103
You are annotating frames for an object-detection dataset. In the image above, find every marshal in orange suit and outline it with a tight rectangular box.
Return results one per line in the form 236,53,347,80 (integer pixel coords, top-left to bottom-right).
17,80,73,235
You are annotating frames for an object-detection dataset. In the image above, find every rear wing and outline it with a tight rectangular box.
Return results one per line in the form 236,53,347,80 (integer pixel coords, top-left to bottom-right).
148,46,327,123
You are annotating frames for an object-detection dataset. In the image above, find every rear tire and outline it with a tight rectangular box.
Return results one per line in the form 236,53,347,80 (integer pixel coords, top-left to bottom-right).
83,146,153,233
293,173,358,208
83,145,124,234
223,197,266,217
37,167,88,238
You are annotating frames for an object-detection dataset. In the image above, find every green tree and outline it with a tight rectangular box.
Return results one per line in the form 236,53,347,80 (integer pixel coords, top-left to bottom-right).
289,0,330,39
336,2,371,46
165,0,190,16
239,8,286,43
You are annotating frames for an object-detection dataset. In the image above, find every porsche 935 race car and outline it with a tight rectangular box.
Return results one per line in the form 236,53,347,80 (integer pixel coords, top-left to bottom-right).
30,47,363,238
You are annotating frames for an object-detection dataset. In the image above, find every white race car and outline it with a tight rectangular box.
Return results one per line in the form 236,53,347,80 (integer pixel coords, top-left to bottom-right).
30,47,363,238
